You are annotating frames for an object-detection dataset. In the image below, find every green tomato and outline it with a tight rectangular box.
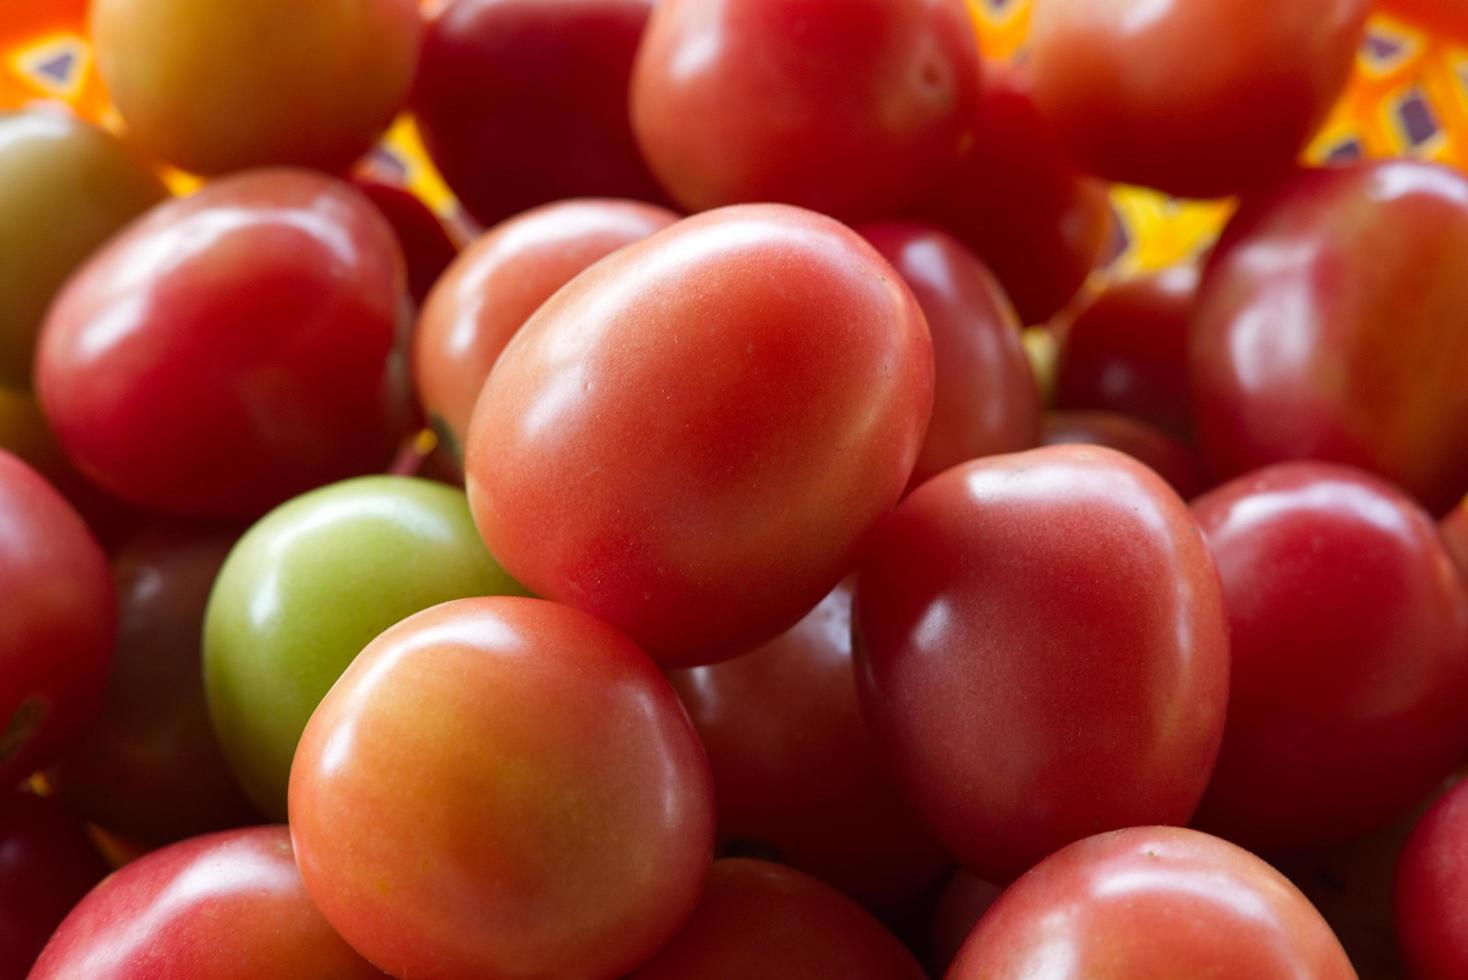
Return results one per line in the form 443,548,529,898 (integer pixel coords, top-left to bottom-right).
203,475,527,818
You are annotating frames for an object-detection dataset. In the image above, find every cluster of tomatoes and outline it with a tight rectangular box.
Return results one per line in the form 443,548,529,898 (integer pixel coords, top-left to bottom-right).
4,0,1468,977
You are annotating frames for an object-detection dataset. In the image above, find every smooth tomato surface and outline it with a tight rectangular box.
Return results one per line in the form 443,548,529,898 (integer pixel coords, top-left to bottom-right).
1397,779,1468,980
1042,410,1209,499
930,872,1003,974
350,179,459,306
1443,500,1468,580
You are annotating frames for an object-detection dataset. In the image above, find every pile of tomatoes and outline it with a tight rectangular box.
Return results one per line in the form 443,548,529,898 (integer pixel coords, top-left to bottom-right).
4,0,1468,977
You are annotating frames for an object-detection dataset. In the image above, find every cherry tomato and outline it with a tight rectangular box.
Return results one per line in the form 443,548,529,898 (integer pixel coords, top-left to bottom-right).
1443,500,1468,580
350,179,459,307
415,198,678,457
1042,410,1209,499
37,170,414,519
1192,161,1468,515
291,597,714,980
1397,778,1468,979
949,827,1354,979
1028,0,1369,198
855,445,1229,883
631,0,982,221
930,872,1003,974
467,204,934,667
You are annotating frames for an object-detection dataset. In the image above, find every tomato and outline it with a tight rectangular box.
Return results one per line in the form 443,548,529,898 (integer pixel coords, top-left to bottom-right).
1042,411,1209,499
36,170,413,519
415,198,677,458
949,827,1354,979
1444,500,1468,580
90,0,421,175
1028,0,1368,199
1397,778,1468,979
859,222,1040,489
290,596,714,980
930,872,1003,974
628,859,925,980
631,0,982,221
350,180,459,307
1190,463,1468,852
1192,160,1468,515
413,0,669,228
30,826,383,979
467,204,933,667
855,445,1229,883
0,111,166,390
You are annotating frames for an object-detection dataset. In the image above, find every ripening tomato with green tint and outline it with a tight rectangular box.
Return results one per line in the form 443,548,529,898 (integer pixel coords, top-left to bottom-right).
1028,0,1368,198
467,204,933,667
1397,779,1468,980
1443,500,1468,580
290,597,715,980
1042,411,1209,499
1190,463,1468,852
204,476,525,819
855,445,1229,883
415,198,677,457
350,179,460,307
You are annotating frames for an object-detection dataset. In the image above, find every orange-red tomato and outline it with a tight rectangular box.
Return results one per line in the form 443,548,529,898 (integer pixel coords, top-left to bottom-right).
1397,779,1468,979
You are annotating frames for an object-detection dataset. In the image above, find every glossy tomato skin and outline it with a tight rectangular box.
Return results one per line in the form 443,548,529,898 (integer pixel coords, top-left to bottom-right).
930,872,1003,974
30,826,383,979
669,583,949,908
1443,500,1468,580
1397,779,1468,979
629,859,926,980
1191,463,1468,852
949,827,1355,979
1029,0,1368,199
414,0,668,228
290,596,714,980
1042,410,1209,499
415,198,678,457
37,170,413,519
350,179,459,306
855,445,1229,883
1192,161,1468,515
468,204,934,667
631,0,982,221
860,222,1040,489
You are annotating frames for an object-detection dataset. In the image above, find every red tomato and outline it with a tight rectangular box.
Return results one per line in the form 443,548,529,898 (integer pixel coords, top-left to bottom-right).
36,171,414,519
414,198,678,457
1444,501,1468,580
350,179,459,306
1192,160,1468,515
413,0,669,228
930,872,1003,974
949,827,1354,979
467,205,934,667
1042,410,1209,499
855,445,1229,883
1397,778,1468,979
628,859,926,980
30,826,383,979
290,597,714,980
860,222,1040,489
1028,0,1368,198
631,0,982,221
1191,463,1468,852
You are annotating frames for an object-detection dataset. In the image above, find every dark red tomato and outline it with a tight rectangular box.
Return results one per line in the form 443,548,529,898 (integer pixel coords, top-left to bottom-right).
855,445,1229,883
1192,161,1468,515
1191,463,1468,852
467,204,934,667
1055,266,1198,438
415,198,678,457
907,64,1113,325
1042,410,1209,499
414,0,668,228
950,827,1354,979
350,179,459,306
1028,0,1368,199
30,826,383,979
290,597,714,980
1443,500,1468,580
0,451,114,786
0,792,108,980
669,582,949,908
36,170,413,519
929,872,1002,974
860,222,1040,489
1397,778,1468,979
631,0,982,221
628,859,926,980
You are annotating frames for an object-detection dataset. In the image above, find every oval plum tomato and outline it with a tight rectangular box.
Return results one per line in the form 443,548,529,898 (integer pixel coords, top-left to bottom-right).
0,451,114,786
290,596,714,980
350,179,459,307
0,110,165,390
669,583,949,909
855,445,1229,883
90,0,420,175
1192,161,1468,515
1397,779,1468,979
30,826,383,979
930,872,1003,973
859,222,1040,489
628,859,925,980
415,198,678,458
1443,500,1468,580
467,204,934,667
1191,463,1468,852
631,0,982,221
1042,411,1209,499
1028,0,1369,199
36,170,413,519
949,827,1354,979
